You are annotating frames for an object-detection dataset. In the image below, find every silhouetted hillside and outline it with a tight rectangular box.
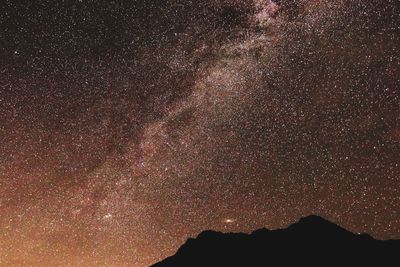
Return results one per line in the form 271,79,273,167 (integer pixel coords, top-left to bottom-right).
151,215,400,266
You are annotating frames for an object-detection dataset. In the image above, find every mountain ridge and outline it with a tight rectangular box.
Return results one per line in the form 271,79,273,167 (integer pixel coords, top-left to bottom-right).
151,215,400,266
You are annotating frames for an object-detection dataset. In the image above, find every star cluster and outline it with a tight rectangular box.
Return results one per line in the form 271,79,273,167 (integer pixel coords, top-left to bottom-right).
0,0,399,266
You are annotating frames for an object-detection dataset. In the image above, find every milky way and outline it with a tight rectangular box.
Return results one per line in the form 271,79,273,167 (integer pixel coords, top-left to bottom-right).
1,1,399,266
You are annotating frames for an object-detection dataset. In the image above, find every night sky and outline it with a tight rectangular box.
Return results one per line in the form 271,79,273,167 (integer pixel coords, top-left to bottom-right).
1,0,399,266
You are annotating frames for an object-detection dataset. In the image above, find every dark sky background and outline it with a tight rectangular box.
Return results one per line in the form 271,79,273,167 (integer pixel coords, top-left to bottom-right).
0,0,399,266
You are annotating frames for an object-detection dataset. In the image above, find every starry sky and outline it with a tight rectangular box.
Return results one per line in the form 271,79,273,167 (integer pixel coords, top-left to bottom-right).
0,0,399,266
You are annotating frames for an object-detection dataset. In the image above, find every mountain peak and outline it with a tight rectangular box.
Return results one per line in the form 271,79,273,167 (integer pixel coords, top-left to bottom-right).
292,215,343,231
298,214,327,223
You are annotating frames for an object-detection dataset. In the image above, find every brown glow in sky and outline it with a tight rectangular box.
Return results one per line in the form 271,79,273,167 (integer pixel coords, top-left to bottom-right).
0,1,399,266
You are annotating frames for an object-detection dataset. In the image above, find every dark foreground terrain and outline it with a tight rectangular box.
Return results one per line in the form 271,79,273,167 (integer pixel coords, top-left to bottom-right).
151,215,400,266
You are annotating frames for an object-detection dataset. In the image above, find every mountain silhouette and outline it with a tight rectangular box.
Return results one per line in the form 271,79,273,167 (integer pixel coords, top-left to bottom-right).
151,215,400,266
